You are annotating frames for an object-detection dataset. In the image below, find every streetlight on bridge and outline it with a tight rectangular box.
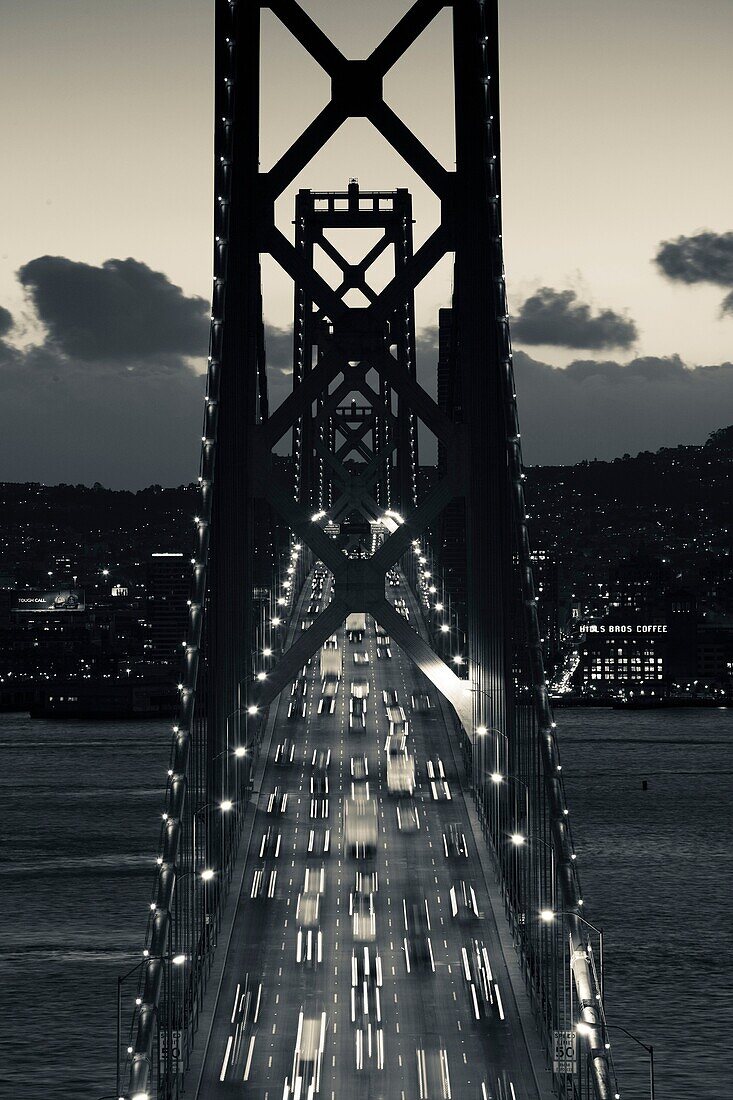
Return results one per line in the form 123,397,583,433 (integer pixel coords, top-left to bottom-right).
470,681,502,793
539,908,605,1005
577,1021,655,1100
189,800,231,961
114,951,188,1100
509,828,556,910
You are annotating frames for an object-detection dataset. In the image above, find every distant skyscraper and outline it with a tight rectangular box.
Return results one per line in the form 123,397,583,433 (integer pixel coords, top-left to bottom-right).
531,549,560,666
609,554,669,615
148,552,189,667
435,307,467,622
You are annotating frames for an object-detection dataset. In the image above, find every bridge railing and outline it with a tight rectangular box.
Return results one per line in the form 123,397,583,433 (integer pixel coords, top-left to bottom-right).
407,354,620,1100
406,530,620,1100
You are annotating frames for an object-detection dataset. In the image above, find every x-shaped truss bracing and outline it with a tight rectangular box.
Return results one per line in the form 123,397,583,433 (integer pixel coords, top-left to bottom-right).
246,2,472,722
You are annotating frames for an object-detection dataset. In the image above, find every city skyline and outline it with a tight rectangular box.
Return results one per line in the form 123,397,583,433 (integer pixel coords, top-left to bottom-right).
0,0,731,487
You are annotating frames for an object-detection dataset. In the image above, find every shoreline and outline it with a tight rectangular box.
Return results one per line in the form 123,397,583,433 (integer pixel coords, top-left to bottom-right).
551,697,730,710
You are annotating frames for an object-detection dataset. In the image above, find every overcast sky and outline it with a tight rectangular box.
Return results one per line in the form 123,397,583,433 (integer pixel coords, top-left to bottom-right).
0,0,731,486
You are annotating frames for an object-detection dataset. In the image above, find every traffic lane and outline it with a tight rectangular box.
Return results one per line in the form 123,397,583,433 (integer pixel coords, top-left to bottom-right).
368,714,498,1091
389,581,542,1099
350,603,526,1100
200,571,541,1100
339,630,405,1096
370,583,534,1087
359,603,484,1094
299,601,401,1098
198,578,339,1097
204,776,319,1093
378,794,501,1099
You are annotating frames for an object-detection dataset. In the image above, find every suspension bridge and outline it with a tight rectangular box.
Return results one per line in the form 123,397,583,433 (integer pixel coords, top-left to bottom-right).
120,3,621,1099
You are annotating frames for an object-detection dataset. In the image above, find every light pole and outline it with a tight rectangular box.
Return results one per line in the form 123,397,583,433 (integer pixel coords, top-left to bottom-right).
499,776,532,841
116,960,143,1100
577,1022,655,1100
471,678,501,794
476,725,503,782
191,802,231,881
116,952,187,1100
472,700,502,851
215,702,251,865
506,818,546,954
512,830,556,914
541,908,604,1005
190,805,222,940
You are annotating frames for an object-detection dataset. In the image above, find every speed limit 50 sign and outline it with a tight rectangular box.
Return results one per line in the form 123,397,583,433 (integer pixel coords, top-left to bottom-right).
553,1029,577,1073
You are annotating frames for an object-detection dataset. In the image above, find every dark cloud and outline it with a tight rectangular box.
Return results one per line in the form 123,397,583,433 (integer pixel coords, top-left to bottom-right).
512,351,733,465
411,330,732,465
265,324,293,375
0,305,13,339
0,302,295,486
0,255,208,487
264,324,295,433
654,231,733,286
512,287,638,350
654,231,733,315
18,256,209,361
562,355,689,382
2,254,732,484
0,337,205,487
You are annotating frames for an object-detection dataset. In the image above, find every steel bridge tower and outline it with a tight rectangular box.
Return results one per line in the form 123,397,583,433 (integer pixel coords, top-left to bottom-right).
292,181,419,518
123,4,616,1100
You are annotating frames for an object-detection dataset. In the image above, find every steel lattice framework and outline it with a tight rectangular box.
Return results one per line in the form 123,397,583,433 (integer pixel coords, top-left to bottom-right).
123,4,616,1099
292,181,419,517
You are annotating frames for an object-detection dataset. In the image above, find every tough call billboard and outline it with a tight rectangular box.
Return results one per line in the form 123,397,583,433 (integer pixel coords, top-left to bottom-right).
13,588,86,613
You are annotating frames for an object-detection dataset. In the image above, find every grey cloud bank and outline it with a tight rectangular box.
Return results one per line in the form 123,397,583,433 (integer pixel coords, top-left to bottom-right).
1,257,732,486
18,256,210,360
0,257,207,487
0,305,13,338
512,351,733,465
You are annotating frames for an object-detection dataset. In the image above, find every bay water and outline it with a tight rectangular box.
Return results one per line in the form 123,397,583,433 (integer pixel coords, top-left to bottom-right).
0,708,729,1098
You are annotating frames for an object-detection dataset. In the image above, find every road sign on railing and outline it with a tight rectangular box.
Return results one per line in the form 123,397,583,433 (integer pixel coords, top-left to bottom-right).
159,1026,182,1075
553,1030,577,1074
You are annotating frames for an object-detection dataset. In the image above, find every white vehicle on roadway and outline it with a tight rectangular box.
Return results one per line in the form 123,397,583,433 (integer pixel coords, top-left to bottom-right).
461,938,505,1021
416,1047,452,1100
307,828,331,856
450,880,479,920
426,757,445,780
351,893,376,942
258,827,281,859
266,786,288,815
349,696,367,730
296,892,323,966
431,778,452,802
351,754,368,780
344,796,378,858
397,802,420,832
443,823,469,858
387,752,415,795
285,1009,327,1099
250,865,277,900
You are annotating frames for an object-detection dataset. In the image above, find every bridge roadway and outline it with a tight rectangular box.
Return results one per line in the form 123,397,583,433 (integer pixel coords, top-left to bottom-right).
195,569,545,1100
